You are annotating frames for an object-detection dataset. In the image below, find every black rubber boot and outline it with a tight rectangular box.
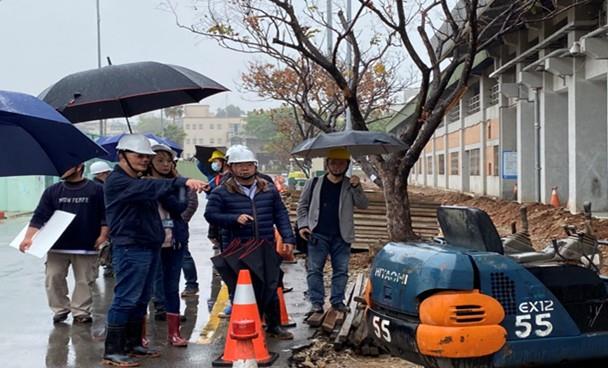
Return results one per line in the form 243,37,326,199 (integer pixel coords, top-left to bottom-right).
102,325,140,367
125,320,161,358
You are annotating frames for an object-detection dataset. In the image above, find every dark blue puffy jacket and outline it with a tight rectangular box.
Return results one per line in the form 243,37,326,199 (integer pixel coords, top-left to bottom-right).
105,165,187,247
204,176,295,249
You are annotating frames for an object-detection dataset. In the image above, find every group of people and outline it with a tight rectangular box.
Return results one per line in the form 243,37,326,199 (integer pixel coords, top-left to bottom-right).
19,133,369,367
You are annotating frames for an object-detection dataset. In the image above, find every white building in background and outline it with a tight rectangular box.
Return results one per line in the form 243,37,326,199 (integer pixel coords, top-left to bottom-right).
390,0,608,213
181,104,246,159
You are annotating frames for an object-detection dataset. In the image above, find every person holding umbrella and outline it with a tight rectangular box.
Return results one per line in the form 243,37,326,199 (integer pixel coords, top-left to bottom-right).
19,163,108,325
102,134,208,366
197,149,229,189
204,146,295,340
296,148,369,316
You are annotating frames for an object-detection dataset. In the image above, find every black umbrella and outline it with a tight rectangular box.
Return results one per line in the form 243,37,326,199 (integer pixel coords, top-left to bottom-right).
240,239,282,314
211,239,256,297
291,130,408,159
194,145,227,164
39,61,229,131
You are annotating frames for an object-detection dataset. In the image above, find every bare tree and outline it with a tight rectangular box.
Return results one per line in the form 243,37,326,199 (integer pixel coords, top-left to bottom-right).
168,0,575,241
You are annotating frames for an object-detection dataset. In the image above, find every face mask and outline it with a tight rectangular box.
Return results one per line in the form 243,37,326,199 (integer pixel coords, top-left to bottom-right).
211,162,222,172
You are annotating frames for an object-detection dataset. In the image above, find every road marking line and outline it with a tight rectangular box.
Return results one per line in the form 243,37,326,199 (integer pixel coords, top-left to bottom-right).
196,283,228,344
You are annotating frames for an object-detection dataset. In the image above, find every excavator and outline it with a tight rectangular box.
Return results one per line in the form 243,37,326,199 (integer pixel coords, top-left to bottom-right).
365,203,608,367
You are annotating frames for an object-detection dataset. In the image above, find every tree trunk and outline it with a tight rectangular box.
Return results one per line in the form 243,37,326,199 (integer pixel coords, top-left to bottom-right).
382,169,418,242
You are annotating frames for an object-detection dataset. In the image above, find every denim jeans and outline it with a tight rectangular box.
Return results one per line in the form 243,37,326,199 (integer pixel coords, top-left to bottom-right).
306,232,350,306
153,246,186,314
107,245,160,325
181,248,198,290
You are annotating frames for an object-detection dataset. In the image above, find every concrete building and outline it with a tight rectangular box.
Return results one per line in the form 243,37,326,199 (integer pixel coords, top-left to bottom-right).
181,104,246,158
390,0,608,213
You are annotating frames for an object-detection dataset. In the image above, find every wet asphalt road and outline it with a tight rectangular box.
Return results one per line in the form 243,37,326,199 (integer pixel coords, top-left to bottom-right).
0,197,312,367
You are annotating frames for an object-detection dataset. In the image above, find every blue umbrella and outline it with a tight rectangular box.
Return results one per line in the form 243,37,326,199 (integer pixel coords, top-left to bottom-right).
0,90,108,177
96,132,183,161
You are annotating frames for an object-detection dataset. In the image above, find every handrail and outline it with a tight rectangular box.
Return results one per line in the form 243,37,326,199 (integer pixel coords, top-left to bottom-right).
489,22,576,78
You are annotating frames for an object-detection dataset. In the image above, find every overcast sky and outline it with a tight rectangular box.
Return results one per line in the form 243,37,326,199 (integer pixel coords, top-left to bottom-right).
0,0,276,114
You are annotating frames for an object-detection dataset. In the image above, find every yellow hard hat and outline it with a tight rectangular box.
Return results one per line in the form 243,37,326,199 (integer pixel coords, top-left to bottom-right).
208,150,226,162
327,148,350,160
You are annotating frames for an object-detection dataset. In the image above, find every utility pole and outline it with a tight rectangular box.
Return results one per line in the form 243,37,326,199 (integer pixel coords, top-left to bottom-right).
345,0,352,132
96,0,104,136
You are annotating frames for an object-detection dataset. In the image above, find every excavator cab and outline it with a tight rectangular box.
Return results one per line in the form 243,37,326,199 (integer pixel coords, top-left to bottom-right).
367,205,608,367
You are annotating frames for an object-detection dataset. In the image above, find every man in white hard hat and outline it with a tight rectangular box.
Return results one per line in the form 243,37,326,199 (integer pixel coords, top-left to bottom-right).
102,134,208,366
205,145,296,340
90,161,114,278
90,161,112,186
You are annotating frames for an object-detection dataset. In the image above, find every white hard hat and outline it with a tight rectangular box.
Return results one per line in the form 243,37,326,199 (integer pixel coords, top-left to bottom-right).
227,146,257,165
90,161,112,175
116,134,156,155
151,143,176,160
225,144,249,159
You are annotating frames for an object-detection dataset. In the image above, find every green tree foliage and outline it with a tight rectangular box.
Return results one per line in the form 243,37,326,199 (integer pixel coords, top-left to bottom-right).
216,104,244,118
135,114,186,146
163,124,187,146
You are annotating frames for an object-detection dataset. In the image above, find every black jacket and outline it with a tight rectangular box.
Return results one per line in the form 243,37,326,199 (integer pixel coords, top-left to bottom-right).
105,165,187,247
204,176,295,249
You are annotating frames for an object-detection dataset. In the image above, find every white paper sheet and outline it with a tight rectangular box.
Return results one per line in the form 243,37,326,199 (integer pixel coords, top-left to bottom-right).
9,210,76,258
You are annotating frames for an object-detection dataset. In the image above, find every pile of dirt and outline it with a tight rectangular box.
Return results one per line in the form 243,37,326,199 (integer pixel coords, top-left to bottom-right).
409,186,608,274
289,337,419,368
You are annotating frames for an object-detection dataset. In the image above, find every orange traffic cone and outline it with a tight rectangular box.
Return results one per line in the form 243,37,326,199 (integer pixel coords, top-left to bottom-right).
275,228,296,264
550,187,560,208
213,269,278,367
277,287,296,328
230,320,258,368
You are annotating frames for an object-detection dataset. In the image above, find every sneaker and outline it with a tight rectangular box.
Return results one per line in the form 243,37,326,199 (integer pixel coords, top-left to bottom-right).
181,287,199,298
306,304,324,317
266,326,294,340
73,315,93,324
332,303,349,313
218,304,232,319
53,311,70,324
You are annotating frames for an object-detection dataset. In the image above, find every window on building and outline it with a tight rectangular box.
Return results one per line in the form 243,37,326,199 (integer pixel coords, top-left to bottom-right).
198,123,204,130
231,123,240,135
185,124,191,130
450,152,459,175
210,123,215,130
488,83,500,106
437,154,445,175
417,161,422,174
469,148,480,176
198,138,205,144
210,138,215,144
217,137,223,144
426,156,433,175
448,105,460,123
492,145,499,176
